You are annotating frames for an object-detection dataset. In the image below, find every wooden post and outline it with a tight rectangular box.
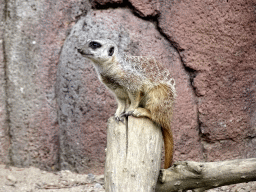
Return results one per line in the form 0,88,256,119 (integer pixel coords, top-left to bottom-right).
104,116,163,192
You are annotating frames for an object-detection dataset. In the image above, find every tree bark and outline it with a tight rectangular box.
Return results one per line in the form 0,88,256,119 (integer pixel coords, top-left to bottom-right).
155,158,256,192
104,116,163,192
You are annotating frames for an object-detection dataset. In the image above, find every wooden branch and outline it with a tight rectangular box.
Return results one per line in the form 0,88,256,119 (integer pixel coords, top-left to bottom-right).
104,116,163,192
155,158,256,192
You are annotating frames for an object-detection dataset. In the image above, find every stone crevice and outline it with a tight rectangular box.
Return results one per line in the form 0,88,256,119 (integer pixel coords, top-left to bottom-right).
155,16,205,163
155,18,203,160
88,1,204,161
91,0,129,10
3,0,12,165
90,0,199,95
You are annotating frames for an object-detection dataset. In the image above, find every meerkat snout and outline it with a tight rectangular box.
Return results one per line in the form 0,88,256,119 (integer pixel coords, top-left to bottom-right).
77,48,85,55
77,39,118,64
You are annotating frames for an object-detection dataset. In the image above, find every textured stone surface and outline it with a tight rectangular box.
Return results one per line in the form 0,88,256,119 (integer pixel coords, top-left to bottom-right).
56,8,201,173
0,2,255,190
0,0,9,164
3,0,90,171
156,0,256,161
129,0,158,17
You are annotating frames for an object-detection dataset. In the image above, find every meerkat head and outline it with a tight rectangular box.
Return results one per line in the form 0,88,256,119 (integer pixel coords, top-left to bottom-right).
77,39,118,65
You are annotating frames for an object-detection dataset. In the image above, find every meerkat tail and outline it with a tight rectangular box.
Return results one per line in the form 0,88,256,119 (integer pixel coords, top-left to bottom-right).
162,127,174,169
145,83,175,169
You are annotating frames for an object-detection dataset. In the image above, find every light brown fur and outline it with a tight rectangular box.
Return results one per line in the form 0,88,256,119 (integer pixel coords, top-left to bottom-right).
78,39,176,168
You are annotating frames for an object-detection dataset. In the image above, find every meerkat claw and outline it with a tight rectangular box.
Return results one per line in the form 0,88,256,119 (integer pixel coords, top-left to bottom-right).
119,117,125,123
114,116,120,122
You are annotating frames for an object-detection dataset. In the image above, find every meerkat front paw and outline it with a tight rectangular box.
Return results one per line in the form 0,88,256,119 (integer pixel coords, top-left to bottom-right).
130,109,141,117
114,114,125,123
123,109,141,117
121,108,152,119
120,110,134,118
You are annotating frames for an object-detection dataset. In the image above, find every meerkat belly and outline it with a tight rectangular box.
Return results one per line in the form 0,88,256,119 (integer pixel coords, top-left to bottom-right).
100,74,129,99
106,82,128,99
114,87,129,100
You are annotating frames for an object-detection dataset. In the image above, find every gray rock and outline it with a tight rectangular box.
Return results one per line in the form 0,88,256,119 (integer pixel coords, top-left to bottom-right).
94,183,103,189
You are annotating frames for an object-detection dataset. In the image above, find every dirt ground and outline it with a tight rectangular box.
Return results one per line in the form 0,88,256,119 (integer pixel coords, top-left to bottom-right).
0,164,105,192
1,164,256,192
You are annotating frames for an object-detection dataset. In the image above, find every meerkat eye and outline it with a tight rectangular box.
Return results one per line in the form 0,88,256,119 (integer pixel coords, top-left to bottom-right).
89,41,102,49
108,46,115,56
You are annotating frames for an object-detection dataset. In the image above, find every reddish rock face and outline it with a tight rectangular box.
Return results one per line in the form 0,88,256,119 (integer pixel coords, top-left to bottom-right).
1,0,255,182
57,8,201,173
155,0,256,160
129,0,158,17
89,0,256,165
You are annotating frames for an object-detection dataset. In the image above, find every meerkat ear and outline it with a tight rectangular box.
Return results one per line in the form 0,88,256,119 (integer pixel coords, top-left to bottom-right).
108,46,115,56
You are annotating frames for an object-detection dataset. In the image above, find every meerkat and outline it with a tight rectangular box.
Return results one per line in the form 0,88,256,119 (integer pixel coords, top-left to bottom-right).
77,39,176,169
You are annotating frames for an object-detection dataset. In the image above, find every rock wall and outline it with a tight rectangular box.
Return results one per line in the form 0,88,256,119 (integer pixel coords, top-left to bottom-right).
1,0,90,171
0,0,9,165
156,0,256,161
1,0,255,184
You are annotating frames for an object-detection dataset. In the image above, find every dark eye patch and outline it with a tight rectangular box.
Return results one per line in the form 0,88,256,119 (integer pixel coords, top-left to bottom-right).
89,41,102,49
108,46,115,56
